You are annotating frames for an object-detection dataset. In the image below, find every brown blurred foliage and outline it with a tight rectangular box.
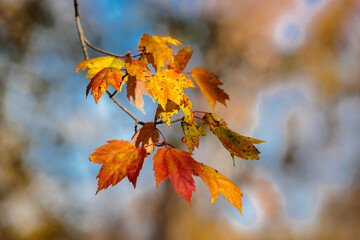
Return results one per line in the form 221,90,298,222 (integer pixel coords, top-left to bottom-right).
1,0,360,239
146,0,360,239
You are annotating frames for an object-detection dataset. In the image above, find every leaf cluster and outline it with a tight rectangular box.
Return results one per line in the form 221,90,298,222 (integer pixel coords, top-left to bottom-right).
77,34,265,214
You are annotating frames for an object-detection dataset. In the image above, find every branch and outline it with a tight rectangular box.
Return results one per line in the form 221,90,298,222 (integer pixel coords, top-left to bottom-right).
84,37,121,58
74,0,144,125
106,90,144,125
74,0,89,60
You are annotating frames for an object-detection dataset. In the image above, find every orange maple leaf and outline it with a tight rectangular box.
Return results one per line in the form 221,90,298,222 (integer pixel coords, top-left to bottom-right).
86,67,126,103
76,56,126,103
153,148,243,213
190,68,229,109
138,33,182,71
196,163,243,214
203,113,265,160
89,140,147,193
132,122,160,153
174,46,193,71
147,69,195,110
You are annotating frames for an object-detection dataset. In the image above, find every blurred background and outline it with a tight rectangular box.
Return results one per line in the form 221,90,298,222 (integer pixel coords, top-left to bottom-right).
1,0,360,239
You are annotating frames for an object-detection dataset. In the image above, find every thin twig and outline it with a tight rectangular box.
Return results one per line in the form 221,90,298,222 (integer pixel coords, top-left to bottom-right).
84,37,121,57
109,90,117,98
144,142,165,148
74,0,144,125
106,90,144,125
170,118,183,124
132,53,142,58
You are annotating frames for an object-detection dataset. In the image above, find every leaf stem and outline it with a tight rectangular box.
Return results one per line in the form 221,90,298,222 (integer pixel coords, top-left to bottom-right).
144,141,174,149
166,61,190,75
194,116,216,127
193,111,210,114
144,142,165,148
164,142,175,148
156,128,166,143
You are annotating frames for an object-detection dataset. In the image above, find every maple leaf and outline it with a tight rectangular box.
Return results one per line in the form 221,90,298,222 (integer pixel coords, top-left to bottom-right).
153,148,197,204
174,46,193,71
123,57,152,112
190,68,229,109
181,96,194,125
76,56,126,103
196,163,243,214
181,120,205,153
203,113,265,160
155,97,194,127
126,75,151,113
138,33,182,71
76,56,125,78
89,140,147,193
86,67,126,103
125,60,151,82
147,69,195,110
155,101,180,127
132,122,159,153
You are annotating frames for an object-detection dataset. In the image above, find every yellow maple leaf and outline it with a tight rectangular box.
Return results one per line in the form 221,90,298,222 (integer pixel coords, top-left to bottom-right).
155,101,180,127
125,60,151,82
181,120,205,153
147,69,195,110
181,96,194,125
138,33,182,71
76,56,125,78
